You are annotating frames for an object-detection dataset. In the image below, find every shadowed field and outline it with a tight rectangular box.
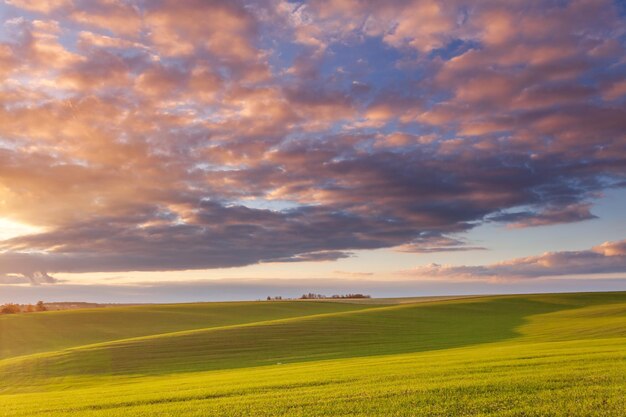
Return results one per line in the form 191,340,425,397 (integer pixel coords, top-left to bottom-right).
1,292,625,416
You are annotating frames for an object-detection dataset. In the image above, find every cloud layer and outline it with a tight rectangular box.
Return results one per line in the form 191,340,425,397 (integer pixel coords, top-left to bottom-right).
0,0,625,278
402,240,626,280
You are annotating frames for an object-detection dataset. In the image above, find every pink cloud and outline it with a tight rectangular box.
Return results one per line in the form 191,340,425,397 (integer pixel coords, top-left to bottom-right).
0,0,623,278
401,240,626,280
6,0,71,14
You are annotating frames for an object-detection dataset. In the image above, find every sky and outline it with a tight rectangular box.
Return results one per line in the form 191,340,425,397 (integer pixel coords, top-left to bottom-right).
0,0,625,303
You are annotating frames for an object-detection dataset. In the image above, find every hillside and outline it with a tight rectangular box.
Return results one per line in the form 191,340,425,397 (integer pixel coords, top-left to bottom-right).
0,300,375,359
1,292,625,416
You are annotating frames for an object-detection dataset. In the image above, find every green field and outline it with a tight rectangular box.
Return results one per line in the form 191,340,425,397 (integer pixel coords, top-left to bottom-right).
1,292,625,416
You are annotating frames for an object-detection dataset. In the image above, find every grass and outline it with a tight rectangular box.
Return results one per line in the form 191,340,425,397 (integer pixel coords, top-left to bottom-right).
0,300,375,359
1,291,625,416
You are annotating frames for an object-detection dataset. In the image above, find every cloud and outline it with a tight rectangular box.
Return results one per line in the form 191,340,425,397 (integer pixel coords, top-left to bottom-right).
333,271,374,277
0,272,60,285
489,203,598,228
145,0,260,61
395,232,486,253
401,240,626,280
0,0,624,278
5,0,71,14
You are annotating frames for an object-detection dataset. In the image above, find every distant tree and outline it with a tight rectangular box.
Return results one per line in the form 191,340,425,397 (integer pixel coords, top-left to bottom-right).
300,293,371,300
25,304,35,313
266,296,271,301
36,301,47,312
1,304,21,314
300,292,326,299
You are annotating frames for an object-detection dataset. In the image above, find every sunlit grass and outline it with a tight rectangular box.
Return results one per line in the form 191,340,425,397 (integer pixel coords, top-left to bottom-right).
1,292,625,416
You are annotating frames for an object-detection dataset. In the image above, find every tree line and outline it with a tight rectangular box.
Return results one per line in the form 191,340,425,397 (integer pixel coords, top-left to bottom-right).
299,293,371,299
1,301,47,314
265,293,371,301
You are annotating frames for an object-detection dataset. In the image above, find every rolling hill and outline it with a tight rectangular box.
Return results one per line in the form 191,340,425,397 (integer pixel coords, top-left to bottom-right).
1,292,625,416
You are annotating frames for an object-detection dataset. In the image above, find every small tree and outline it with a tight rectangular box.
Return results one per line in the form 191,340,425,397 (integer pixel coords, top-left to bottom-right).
25,304,35,313
36,301,47,312
1,304,21,314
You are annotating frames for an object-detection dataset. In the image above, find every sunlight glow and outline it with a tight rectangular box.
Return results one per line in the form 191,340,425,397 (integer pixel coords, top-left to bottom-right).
0,218,41,241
